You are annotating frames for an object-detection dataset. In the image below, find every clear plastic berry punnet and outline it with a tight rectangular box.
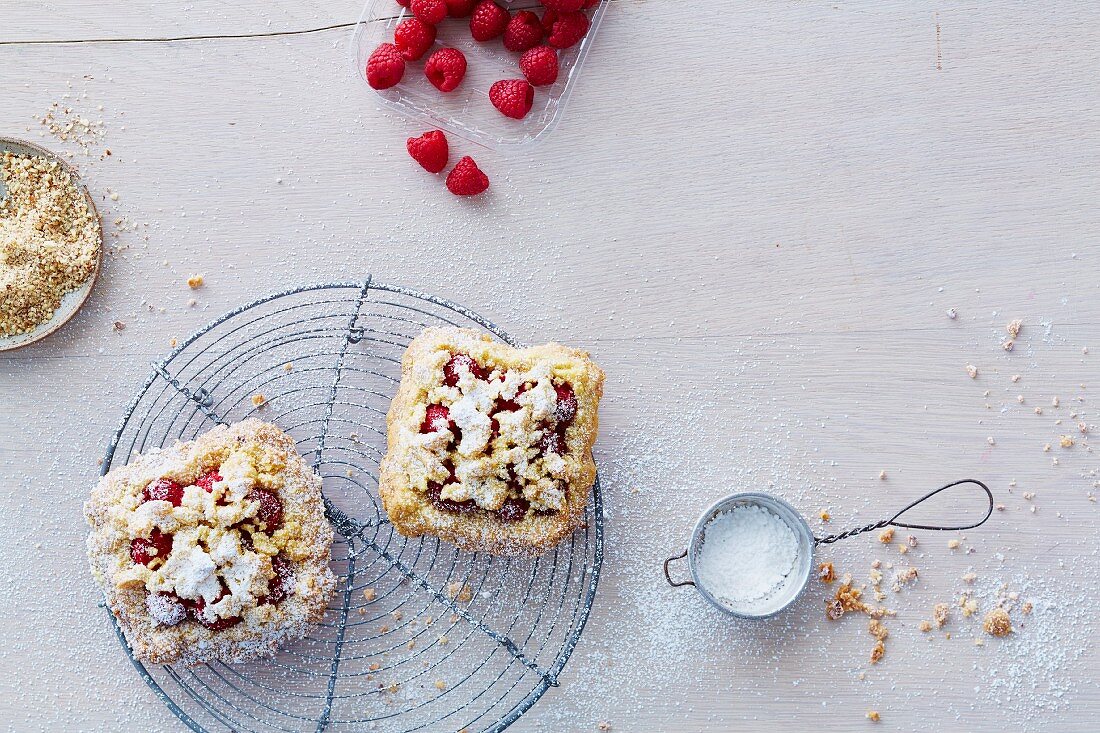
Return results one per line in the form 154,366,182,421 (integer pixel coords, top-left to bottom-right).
351,1,609,148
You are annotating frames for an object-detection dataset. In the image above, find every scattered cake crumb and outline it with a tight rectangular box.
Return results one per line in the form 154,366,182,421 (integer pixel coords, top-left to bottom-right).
866,711,880,722
447,582,473,604
948,539,961,549
187,274,204,288
933,602,949,628
983,608,1013,637
818,562,836,583
919,620,932,632
1007,319,1022,338
251,393,267,407
966,364,979,379
878,528,894,543
363,588,377,601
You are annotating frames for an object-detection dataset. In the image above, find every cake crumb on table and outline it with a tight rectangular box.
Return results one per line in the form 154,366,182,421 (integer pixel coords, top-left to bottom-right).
866,710,881,722
966,364,979,379
818,561,836,583
251,394,267,407
1007,319,1022,338
948,539,960,549
933,602,949,628
983,608,1013,636
447,582,473,604
187,274,204,288
878,528,894,543
598,723,612,731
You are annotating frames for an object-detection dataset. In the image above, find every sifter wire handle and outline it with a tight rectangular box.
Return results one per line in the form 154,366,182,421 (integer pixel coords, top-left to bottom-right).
814,478,994,546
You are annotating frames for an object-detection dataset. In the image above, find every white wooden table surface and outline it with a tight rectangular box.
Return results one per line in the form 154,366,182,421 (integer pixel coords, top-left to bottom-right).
2,1,1098,731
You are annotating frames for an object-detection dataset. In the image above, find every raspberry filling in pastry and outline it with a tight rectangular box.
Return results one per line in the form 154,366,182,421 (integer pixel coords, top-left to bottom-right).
118,455,299,630
411,352,578,522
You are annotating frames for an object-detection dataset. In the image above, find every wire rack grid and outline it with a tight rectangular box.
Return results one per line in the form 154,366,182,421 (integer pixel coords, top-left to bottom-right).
99,278,603,733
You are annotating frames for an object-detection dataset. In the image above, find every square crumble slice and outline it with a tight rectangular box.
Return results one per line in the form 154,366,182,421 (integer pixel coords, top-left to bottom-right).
85,419,336,666
379,327,605,556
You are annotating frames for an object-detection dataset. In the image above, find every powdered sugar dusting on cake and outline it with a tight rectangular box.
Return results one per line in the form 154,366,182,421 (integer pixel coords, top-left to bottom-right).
146,593,187,627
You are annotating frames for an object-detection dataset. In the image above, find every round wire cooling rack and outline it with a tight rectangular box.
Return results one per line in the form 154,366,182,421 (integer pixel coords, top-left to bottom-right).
99,278,603,733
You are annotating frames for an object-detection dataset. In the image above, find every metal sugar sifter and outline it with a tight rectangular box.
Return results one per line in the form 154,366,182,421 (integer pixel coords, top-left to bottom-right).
663,479,994,619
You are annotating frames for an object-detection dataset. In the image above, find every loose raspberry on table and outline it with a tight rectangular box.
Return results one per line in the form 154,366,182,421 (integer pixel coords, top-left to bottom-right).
143,478,184,506
519,45,559,86
446,157,490,196
394,17,437,61
489,78,535,119
503,10,545,53
540,0,586,11
424,47,468,92
411,0,447,25
366,43,406,89
470,0,510,42
543,9,590,48
407,130,449,173
444,0,477,16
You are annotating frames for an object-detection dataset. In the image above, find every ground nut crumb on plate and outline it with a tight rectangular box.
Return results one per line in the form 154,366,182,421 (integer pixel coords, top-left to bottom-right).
1,151,101,337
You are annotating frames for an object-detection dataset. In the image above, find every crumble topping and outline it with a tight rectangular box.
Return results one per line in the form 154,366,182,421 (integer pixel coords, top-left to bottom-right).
404,353,574,514
106,437,296,624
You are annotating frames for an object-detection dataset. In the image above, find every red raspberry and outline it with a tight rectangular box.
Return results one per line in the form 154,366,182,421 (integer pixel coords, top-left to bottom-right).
421,404,454,433
539,431,566,455
503,11,544,52
584,0,599,6
489,79,534,119
130,529,174,566
247,488,283,532
554,382,578,423
443,353,488,385
541,0,586,10
194,470,222,492
497,495,530,522
445,0,477,16
395,0,411,6
143,478,184,506
259,555,293,605
542,9,589,48
411,0,447,24
407,130,449,173
188,586,241,631
366,43,405,89
424,48,467,92
394,17,436,61
519,46,559,86
470,0,509,42
446,157,490,196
